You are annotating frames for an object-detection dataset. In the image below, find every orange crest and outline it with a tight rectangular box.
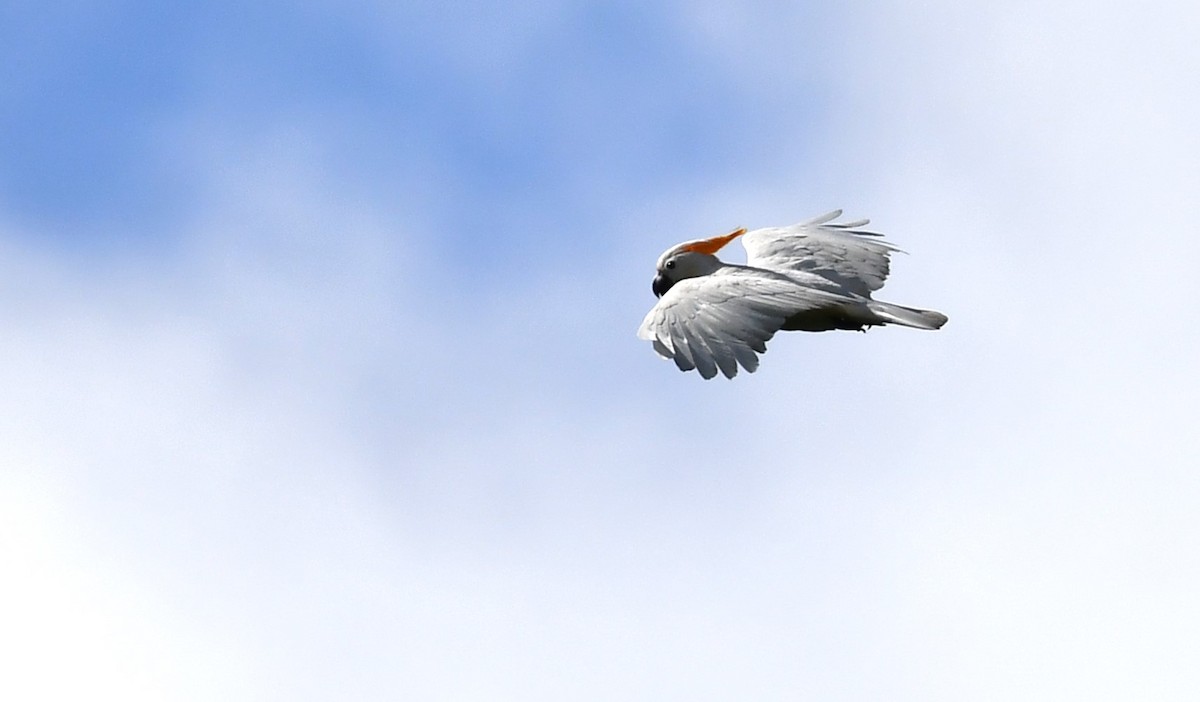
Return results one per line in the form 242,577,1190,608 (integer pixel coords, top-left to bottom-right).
682,228,746,255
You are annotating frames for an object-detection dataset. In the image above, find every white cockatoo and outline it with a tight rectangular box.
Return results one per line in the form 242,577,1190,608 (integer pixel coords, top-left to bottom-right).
638,210,947,379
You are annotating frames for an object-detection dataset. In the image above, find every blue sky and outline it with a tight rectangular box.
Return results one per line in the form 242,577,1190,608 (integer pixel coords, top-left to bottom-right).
3,1,1200,700
2,1,831,261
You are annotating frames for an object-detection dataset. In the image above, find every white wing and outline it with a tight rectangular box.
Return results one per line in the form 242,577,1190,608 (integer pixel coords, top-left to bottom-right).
637,267,850,379
741,210,899,297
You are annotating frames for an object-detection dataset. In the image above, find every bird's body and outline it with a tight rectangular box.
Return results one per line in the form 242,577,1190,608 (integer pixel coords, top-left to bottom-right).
638,210,947,379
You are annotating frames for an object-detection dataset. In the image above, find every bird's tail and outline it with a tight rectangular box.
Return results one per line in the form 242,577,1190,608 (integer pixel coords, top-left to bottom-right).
866,300,948,330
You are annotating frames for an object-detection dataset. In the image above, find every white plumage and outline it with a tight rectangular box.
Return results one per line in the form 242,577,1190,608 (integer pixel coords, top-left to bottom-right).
638,211,947,379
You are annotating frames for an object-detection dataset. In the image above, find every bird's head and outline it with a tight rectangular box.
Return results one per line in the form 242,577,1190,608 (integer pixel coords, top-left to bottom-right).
652,227,745,297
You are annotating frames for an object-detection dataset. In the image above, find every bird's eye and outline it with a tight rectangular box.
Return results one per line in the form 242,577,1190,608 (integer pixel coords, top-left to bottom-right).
665,260,675,270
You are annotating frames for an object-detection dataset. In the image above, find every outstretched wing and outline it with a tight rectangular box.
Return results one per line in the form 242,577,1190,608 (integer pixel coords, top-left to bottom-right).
637,268,848,379
741,210,899,297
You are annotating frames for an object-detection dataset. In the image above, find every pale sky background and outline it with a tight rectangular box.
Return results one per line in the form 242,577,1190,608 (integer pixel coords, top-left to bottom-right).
3,1,1199,700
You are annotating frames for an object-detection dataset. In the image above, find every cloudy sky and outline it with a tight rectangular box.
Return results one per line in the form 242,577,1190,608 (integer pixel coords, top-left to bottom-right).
3,1,1199,700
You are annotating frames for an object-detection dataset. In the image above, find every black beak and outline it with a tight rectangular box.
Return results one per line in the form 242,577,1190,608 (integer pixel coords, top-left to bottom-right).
652,274,672,298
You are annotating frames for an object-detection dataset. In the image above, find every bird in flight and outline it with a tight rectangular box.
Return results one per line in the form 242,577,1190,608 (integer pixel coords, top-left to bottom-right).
638,210,947,379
